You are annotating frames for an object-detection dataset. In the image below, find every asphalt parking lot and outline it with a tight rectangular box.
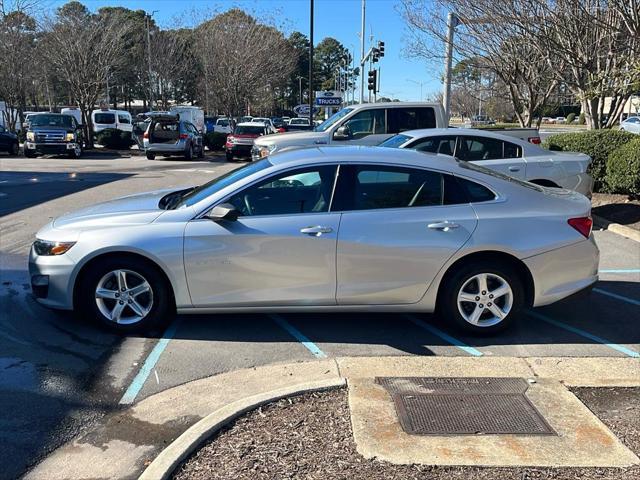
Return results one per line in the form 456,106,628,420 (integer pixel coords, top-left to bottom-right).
1,150,639,480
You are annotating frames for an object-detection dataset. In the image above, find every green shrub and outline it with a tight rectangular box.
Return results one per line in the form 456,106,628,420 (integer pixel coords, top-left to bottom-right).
204,132,227,150
95,128,134,150
606,138,640,196
578,113,585,125
542,130,636,192
566,113,576,123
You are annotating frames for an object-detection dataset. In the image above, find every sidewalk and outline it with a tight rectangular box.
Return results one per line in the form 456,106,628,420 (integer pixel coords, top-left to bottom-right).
24,357,640,480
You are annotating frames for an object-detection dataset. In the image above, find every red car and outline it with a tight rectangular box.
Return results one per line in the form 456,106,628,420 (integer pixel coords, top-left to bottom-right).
225,122,271,161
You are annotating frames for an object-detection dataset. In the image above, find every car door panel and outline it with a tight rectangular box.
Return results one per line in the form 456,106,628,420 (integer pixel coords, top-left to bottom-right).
336,205,476,304
184,214,340,307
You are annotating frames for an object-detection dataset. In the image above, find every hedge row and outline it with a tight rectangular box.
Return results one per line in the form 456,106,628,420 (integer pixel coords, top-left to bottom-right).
542,130,637,193
606,138,640,196
95,129,135,150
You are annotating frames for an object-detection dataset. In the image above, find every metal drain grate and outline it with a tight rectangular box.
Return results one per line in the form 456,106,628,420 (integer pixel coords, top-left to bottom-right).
376,377,555,436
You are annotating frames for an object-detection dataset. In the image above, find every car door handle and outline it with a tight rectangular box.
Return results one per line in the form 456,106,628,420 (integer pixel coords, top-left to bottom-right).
508,166,521,172
300,226,333,236
428,221,460,231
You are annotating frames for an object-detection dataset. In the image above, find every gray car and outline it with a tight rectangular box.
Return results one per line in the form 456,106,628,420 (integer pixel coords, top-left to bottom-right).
29,146,598,334
619,116,640,134
143,113,204,160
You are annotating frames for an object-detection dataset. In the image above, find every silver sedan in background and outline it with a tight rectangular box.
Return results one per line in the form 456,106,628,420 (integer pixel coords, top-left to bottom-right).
29,146,598,335
379,128,594,197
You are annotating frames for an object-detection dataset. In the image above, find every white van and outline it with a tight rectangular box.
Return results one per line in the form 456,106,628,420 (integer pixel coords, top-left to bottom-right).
91,109,133,133
61,107,83,126
170,105,205,133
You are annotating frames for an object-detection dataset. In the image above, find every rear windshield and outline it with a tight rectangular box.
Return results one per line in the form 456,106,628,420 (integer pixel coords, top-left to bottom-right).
30,115,74,128
379,134,411,148
94,113,116,124
235,125,264,135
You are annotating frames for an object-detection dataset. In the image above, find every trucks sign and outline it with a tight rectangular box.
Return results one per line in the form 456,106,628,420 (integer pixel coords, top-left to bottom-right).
315,91,342,107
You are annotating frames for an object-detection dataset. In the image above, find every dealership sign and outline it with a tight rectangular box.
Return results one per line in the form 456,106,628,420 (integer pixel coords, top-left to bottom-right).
315,90,342,107
293,104,320,116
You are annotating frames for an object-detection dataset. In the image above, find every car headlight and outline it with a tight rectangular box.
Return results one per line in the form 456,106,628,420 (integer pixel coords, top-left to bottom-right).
26,131,35,141
259,145,277,158
65,133,75,142
33,239,76,256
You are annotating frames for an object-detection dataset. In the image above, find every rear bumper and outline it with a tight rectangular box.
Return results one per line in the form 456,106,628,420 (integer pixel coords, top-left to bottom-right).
144,140,187,154
524,236,599,307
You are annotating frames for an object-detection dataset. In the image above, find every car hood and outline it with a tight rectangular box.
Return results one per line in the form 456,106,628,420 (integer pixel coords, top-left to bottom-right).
52,188,175,230
253,130,327,149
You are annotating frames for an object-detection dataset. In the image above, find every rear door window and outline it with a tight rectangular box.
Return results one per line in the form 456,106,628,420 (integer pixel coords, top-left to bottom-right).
117,114,130,124
406,135,457,156
387,107,436,133
455,136,504,161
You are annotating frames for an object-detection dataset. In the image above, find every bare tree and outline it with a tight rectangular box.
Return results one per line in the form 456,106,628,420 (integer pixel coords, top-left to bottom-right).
40,3,133,146
195,9,296,117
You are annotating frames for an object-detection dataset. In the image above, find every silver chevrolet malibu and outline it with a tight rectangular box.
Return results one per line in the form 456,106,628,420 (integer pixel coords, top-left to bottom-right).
29,146,599,334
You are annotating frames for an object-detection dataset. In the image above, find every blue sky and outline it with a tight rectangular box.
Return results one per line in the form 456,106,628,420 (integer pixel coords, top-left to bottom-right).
46,0,443,100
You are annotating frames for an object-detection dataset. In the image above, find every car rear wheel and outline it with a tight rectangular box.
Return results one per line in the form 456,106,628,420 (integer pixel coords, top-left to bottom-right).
226,152,233,161
185,145,193,160
197,145,205,158
439,260,524,335
146,152,156,160
78,257,173,333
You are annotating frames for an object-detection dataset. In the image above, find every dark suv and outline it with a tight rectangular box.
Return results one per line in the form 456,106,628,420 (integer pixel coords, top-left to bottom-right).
0,125,19,155
24,113,83,158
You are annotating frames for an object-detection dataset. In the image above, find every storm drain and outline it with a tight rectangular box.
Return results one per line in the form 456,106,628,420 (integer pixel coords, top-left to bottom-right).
375,377,555,436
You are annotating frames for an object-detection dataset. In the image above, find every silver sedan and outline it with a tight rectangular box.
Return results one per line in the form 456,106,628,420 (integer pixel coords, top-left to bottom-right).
29,146,599,334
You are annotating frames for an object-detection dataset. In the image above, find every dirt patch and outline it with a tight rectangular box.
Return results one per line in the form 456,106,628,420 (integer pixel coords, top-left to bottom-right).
592,193,640,231
172,387,639,480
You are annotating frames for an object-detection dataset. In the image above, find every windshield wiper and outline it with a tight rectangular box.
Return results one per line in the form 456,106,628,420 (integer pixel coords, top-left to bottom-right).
159,187,197,210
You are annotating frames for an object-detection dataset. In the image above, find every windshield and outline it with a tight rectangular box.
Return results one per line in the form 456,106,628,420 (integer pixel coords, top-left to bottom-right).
216,119,230,126
314,107,353,132
30,114,74,128
173,159,273,209
94,113,116,124
235,125,264,135
290,118,309,125
459,161,543,192
379,134,411,148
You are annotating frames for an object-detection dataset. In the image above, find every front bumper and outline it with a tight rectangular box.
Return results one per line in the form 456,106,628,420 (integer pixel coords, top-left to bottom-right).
25,142,78,155
524,236,599,307
28,245,76,310
226,144,252,157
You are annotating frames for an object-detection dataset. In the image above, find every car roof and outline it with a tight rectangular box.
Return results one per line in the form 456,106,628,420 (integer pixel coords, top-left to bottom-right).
237,122,267,127
396,127,531,144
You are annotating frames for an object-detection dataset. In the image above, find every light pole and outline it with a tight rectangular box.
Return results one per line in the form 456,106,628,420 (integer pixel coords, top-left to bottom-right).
442,12,459,122
359,0,366,103
407,79,425,101
146,10,158,111
297,75,304,105
309,0,314,120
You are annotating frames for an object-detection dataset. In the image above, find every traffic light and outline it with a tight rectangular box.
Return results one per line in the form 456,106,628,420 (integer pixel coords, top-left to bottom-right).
377,41,385,57
372,47,380,63
367,69,377,92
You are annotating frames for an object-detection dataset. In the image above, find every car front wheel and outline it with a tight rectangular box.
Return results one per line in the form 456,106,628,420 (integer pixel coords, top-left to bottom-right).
78,257,173,333
146,152,156,160
9,142,19,155
439,260,524,335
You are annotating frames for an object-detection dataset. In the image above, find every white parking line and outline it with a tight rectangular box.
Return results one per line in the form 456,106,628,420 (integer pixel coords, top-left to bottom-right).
593,288,640,307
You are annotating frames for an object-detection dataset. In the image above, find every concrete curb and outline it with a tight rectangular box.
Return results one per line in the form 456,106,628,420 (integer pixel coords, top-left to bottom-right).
593,214,640,243
139,377,346,480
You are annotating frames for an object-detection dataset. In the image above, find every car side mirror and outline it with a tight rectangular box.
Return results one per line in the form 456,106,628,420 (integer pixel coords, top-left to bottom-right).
207,203,239,222
22,122,29,129
333,125,351,140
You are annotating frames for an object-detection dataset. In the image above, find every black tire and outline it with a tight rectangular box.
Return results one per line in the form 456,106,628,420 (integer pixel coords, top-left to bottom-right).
197,145,205,158
438,260,524,335
9,142,19,155
185,144,193,160
68,144,82,159
77,256,174,333
146,152,156,160
226,152,234,161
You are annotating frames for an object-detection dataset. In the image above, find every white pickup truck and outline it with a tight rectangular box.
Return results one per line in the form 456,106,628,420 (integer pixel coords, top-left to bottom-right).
252,102,541,160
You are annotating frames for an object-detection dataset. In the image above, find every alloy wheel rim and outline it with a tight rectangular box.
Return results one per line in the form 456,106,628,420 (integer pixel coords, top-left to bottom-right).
95,269,153,325
456,273,513,327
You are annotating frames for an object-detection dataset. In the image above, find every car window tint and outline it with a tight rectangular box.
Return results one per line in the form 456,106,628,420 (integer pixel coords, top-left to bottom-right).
378,134,411,148
442,174,470,205
456,136,504,161
227,166,337,217
387,107,436,133
335,165,443,211
503,141,522,158
342,109,385,138
455,176,496,202
117,114,130,124
94,113,115,124
407,135,456,155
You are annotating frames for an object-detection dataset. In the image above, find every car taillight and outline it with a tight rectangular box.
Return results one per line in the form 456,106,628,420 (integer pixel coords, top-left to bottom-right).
180,133,189,139
528,136,541,144
568,217,592,238
143,132,149,139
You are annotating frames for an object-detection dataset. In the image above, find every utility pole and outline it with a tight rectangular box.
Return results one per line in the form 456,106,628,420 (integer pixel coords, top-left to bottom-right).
146,11,158,111
309,0,314,120
442,12,459,122
359,0,366,103
297,76,303,105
